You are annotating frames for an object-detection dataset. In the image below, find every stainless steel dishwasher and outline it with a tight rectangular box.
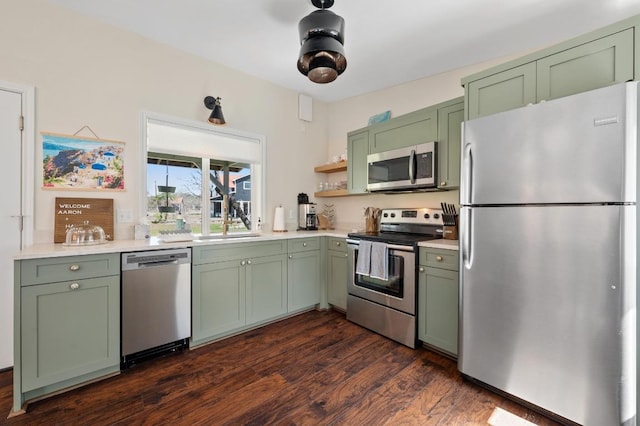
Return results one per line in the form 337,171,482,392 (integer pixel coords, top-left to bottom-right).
121,248,191,368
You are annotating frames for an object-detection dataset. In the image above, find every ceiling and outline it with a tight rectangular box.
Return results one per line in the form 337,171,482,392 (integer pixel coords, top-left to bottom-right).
49,0,640,103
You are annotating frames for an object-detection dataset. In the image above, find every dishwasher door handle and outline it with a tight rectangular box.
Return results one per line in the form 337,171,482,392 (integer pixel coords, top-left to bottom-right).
136,259,180,268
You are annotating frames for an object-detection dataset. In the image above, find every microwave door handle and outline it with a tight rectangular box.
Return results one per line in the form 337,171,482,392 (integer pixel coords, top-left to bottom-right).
409,149,416,184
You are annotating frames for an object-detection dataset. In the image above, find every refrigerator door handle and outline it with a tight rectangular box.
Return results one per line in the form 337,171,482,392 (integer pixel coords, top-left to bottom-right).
409,149,416,184
461,142,473,205
461,207,472,269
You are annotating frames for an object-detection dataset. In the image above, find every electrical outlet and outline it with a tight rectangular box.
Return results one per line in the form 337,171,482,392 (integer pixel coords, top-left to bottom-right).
117,208,134,223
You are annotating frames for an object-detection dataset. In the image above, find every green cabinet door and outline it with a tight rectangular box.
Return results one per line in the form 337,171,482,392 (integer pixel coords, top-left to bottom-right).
368,107,437,154
246,254,288,324
192,260,246,345
466,62,536,119
327,249,348,311
536,29,634,102
21,276,120,392
418,265,459,356
436,99,464,189
287,250,321,312
347,129,369,194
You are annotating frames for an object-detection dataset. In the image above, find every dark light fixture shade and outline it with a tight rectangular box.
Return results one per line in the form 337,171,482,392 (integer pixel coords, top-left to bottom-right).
297,6,347,84
204,96,226,125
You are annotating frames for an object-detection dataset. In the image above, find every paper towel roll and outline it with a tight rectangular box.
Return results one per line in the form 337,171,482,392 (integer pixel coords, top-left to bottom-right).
273,206,286,232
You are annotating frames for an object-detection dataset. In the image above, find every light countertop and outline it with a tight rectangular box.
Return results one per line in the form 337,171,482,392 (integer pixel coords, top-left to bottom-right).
14,230,351,260
418,239,459,250
16,230,458,260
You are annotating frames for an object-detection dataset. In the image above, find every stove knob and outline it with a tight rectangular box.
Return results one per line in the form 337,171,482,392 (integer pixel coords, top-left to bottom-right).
423,213,430,219
433,213,440,219
390,213,396,218
383,213,388,218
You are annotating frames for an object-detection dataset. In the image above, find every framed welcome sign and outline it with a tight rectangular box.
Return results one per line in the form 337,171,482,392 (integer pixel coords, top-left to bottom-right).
42,132,125,191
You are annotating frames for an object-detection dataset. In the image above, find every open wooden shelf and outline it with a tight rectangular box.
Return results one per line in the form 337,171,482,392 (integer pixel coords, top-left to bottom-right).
314,189,348,198
314,161,347,173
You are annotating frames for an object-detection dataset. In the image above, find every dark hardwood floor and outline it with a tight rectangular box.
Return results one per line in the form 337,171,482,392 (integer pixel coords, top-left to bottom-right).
1,310,561,425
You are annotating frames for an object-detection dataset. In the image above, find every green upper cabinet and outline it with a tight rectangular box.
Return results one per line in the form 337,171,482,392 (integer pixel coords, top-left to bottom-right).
347,128,369,194
436,98,464,189
466,63,536,119
536,29,634,102
347,97,464,193
463,15,640,119
368,107,437,154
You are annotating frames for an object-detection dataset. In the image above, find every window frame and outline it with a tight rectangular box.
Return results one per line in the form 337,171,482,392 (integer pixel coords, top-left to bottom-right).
140,111,266,235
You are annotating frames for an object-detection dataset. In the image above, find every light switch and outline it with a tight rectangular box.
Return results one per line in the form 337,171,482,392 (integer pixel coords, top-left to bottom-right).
117,208,134,223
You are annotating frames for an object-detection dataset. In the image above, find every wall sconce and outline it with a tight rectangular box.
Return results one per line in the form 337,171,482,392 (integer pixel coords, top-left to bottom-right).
297,0,346,84
204,96,226,125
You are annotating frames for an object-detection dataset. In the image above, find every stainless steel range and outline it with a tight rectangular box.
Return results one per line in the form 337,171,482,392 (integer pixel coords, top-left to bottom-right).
346,208,443,348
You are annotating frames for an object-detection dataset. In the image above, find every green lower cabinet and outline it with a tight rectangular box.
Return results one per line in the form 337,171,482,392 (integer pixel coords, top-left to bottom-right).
418,248,459,357
287,250,321,312
192,260,246,344
327,249,348,311
192,253,288,345
20,276,120,392
246,254,288,324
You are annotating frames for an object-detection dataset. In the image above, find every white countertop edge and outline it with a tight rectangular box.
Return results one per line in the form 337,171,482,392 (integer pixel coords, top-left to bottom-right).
418,239,459,250
15,230,352,260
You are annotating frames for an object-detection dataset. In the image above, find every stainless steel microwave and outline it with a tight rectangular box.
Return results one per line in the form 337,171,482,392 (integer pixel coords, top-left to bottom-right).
367,142,437,192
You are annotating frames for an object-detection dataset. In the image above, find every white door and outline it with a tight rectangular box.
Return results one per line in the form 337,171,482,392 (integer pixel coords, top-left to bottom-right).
0,88,24,369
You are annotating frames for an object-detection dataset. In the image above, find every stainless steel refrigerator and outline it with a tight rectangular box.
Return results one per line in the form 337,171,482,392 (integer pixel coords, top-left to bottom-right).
459,82,637,426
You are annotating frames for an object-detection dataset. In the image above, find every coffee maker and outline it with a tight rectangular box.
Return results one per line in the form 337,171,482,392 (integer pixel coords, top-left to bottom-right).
297,193,318,231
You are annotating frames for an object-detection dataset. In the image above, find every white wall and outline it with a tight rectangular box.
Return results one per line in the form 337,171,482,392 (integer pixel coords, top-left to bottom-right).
1,1,329,242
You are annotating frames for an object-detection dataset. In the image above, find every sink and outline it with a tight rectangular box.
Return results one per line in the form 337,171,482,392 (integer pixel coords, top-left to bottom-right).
194,233,261,241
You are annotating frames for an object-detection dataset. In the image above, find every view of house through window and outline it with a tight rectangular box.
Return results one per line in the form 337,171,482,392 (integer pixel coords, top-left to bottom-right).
146,152,251,236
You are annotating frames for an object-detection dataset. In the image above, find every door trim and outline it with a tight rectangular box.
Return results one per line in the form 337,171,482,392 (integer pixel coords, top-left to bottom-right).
0,80,34,247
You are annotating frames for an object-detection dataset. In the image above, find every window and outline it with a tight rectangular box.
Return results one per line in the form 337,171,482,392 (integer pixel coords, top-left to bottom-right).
142,113,264,237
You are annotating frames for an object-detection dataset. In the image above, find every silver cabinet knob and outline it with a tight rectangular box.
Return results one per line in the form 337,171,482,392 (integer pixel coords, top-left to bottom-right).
436,255,443,262
335,242,341,247
419,267,425,273
69,282,80,290
247,260,252,265
69,264,80,272
289,255,293,259
240,260,246,266
303,242,307,247
344,253,348,257
440,181,447,186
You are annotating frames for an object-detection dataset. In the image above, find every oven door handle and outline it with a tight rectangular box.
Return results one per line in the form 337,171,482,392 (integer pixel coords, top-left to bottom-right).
346,239,414,253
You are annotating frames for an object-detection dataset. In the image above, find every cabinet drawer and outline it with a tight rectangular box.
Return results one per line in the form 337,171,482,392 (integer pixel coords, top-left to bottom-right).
287,237,320,253
326,237,347,253
20,253,120,286
193,240,287,265
419,248,459,271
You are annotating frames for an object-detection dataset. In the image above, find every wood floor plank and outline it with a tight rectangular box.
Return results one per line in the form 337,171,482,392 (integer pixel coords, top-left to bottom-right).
2,310,563,426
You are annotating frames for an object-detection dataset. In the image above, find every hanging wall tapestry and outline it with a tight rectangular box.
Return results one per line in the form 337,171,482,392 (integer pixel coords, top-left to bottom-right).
42,132,125,190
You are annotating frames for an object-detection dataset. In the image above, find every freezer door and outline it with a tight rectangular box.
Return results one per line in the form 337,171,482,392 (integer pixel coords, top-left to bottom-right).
461,82,637,205
459,205,636,426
